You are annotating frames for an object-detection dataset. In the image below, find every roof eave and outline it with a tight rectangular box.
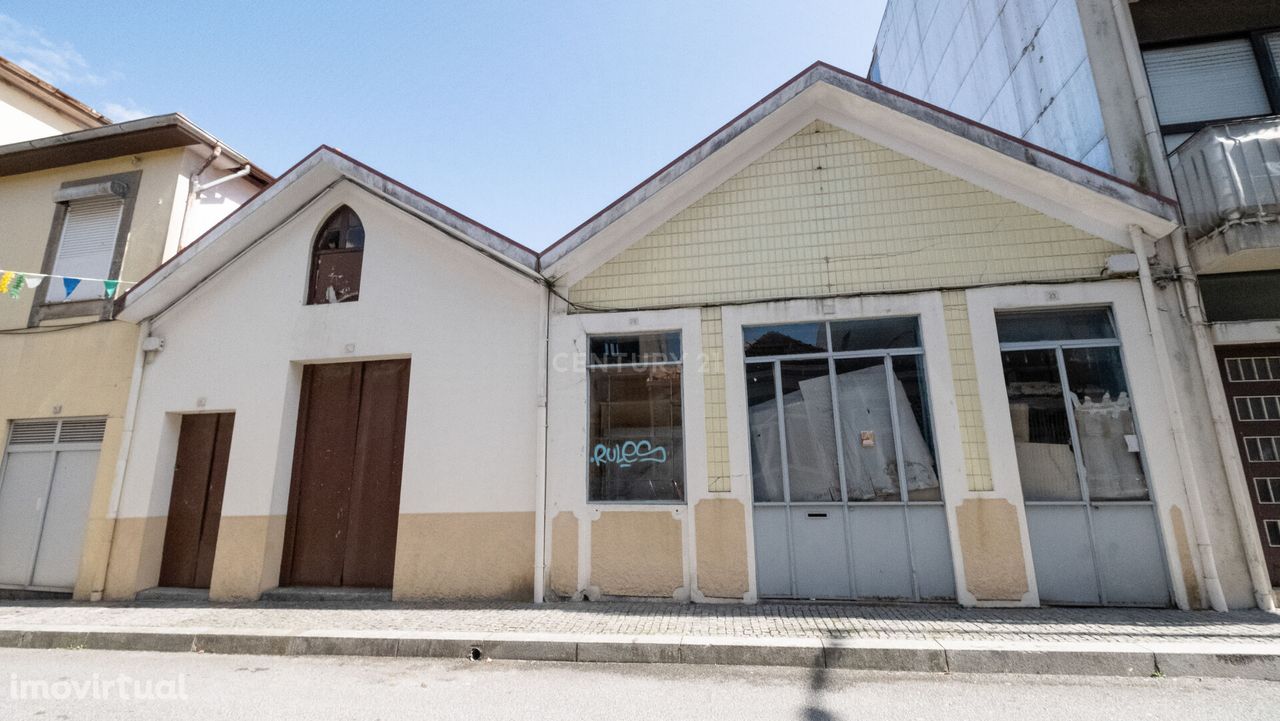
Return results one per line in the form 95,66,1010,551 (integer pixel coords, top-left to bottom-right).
0,113,272,183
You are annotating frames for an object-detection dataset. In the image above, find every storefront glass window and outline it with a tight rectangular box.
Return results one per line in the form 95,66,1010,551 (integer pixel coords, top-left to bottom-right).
745,316,940,506
587,332,684,502
998,308,1149,503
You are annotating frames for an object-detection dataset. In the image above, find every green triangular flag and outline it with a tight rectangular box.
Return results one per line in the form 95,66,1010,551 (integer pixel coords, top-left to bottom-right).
103,279,119,298
8,273,23,298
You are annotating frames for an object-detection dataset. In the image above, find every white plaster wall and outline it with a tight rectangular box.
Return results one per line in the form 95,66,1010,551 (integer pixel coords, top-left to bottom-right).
117,180,545,523
872,0,1112,170
176,149,262,251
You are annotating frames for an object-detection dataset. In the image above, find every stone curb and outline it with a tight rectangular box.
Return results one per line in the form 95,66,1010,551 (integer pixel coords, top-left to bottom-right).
0,625,1277,680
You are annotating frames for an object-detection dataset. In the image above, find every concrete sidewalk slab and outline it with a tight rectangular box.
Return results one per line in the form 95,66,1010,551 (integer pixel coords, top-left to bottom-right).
0,599,1277,679
0,623,1277,679
939,640,1156,677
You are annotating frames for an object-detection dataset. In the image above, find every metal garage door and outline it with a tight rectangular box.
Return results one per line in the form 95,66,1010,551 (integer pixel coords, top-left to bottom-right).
745,317,954,601
0,418,106,592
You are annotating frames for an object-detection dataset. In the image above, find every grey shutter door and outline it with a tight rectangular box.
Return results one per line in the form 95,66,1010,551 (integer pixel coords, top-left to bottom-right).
0,419,105,590
1144,39,1270,127
51,197,123,302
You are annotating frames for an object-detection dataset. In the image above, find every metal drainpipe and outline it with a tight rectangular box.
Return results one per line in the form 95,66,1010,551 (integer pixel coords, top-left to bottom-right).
1112,0,1276,610
176,146,222,253
532,284,552,603
91,318,150,601
1131,226,1227,611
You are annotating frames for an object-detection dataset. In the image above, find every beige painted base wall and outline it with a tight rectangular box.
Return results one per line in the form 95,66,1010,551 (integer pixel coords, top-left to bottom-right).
393,512,535,601
102,516,167,600
549,511,578,599
955,498,1029,602
694,499,749,599
209,515,287,602
591,511,684,598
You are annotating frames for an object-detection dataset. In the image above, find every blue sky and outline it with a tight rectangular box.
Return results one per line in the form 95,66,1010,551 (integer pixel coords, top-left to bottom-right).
2,2,886,249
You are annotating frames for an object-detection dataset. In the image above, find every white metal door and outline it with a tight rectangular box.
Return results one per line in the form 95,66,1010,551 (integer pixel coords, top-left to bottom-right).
0,418,105,591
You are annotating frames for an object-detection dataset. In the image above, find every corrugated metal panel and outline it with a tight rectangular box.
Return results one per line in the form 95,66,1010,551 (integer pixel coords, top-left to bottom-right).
1169,117,1280,240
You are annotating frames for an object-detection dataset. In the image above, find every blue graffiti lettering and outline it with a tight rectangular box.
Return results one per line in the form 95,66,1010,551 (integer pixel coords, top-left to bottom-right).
590,440,668,469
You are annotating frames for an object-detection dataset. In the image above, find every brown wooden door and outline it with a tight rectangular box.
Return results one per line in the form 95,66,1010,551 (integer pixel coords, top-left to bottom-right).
1217,344,1280,588
282,360,409,588
158,413,234,589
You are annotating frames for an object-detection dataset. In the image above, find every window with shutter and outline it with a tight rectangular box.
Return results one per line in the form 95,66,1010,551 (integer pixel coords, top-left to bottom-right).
1144,39,1271,128
50,197,124,302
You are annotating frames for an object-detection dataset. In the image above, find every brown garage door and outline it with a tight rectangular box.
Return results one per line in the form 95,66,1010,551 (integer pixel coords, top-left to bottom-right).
1217,344,1280,588
281,360,410,588
159,413,234,589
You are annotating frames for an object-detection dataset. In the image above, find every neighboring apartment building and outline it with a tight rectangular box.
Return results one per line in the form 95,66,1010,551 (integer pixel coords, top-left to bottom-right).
0,61,270,600
0,56,109,144
107,63,1222,612
872,0,1280,609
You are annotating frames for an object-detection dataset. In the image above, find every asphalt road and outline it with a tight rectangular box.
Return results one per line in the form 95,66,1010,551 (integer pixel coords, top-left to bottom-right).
0,648,1276,720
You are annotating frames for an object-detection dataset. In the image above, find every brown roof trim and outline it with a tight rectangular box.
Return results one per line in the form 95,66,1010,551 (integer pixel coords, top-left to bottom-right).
0,54,109,128
540,61,1177,263
0,113,272,183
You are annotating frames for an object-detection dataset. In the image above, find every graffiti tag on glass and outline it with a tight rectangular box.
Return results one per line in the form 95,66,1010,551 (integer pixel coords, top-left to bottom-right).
591,440,668,469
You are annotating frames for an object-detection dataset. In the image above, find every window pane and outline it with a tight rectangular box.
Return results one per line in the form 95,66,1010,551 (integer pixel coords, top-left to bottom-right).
589,332,681,365
588,364,683,502
996,308,1115,344
1200,270,1280,322
830,316,920,352
746,363,784,503
1144,39,1270,126
1063,346,1148,501
834,357,899,501
780,360,841,502
743,323,825,357
1003,348,1081,501
893,355,941,501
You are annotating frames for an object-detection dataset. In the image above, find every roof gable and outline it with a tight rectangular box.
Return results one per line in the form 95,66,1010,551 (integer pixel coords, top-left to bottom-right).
570,121,1129,309
118,146,538,321
540,62,1178,285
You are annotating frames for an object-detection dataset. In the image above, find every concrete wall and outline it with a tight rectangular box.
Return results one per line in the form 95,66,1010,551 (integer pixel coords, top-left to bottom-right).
871,0,1136,180
549,119,1210,606
108,181,546,601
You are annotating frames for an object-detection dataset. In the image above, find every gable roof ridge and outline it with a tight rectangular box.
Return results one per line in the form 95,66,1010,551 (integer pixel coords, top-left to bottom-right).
538,60,1177,270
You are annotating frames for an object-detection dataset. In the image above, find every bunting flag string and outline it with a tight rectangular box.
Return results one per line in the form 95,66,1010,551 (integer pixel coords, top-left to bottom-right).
0,269,134,302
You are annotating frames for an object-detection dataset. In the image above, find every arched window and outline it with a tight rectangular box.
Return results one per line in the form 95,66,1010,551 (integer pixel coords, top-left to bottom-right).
308,206,364,304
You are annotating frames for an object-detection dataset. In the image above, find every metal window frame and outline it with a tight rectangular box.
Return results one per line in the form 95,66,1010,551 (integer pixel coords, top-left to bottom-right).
29,171,141,326
0,417,106,592
1265,519,1280,548
1254,477,1280,505
997,309,1164,605
584,329,688,505
743,316,941,600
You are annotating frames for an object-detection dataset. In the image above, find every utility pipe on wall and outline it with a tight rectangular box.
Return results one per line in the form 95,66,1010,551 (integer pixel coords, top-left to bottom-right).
532,285,552,603
91,318,151,601
1131,225,1227,611
1112,0,1276,610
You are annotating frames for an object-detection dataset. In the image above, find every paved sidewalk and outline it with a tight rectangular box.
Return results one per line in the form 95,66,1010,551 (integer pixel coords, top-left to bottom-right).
1,599,1278,678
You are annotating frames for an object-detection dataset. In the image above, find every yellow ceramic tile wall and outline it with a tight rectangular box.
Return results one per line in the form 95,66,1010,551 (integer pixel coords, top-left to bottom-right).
570,120,1122,493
